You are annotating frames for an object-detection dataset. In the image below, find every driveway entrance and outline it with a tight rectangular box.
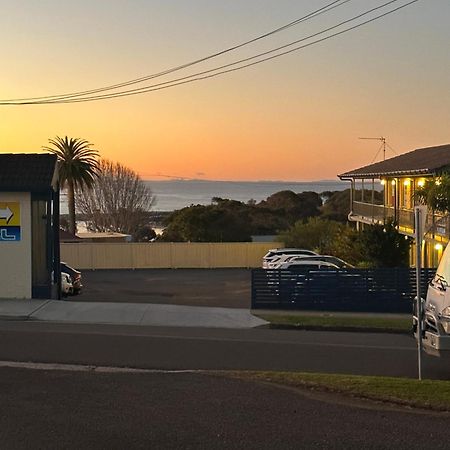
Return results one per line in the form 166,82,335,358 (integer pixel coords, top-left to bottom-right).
72,269,251,309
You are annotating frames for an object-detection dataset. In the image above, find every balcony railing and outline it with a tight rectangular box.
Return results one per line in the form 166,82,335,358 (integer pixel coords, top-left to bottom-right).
352,202,393,223
351,201,450,240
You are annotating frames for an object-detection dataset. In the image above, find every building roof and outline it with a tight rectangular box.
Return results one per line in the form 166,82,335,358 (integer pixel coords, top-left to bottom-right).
76,232,132,241
0,153,58,192
338,144,450,179
59,229,82,243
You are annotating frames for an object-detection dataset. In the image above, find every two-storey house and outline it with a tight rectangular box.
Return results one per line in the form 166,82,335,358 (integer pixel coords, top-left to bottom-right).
338,144,450,267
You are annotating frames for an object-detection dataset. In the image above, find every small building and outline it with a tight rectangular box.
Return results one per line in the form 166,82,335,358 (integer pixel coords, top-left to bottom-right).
60,229,82,243
338,143,450,267
0,154,60,299
76,231,132,243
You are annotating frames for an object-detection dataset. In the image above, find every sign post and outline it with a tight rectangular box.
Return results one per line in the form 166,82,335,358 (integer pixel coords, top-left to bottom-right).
414,205,427,381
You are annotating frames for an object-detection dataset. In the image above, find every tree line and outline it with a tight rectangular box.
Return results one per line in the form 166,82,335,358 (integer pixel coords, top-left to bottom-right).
159,189,411,267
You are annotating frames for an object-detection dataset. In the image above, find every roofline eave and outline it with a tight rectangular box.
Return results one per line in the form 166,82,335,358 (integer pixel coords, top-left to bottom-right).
338,168,436,180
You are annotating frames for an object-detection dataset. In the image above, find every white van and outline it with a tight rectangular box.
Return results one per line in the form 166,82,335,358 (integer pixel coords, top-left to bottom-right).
415,244,450,357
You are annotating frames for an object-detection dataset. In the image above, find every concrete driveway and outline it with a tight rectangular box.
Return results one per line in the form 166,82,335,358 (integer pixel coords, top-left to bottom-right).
73,269,251,308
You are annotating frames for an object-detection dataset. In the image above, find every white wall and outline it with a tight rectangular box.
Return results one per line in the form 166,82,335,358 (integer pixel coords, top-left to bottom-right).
0,192,31,298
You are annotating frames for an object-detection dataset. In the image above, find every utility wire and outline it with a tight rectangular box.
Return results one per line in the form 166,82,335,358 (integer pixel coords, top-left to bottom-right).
0,0,350,102
42,0,406,103
1,0,419,105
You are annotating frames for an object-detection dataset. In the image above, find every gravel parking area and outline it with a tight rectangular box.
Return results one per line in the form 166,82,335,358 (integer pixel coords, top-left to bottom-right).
72,269,251,308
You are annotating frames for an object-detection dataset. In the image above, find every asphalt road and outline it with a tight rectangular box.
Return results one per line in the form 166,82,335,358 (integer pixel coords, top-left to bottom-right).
3,322,450,448
1,321,450,380
74,269,251,308
1,366,450,450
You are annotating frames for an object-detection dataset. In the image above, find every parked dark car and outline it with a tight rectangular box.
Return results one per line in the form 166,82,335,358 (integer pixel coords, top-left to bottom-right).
60,262,82,294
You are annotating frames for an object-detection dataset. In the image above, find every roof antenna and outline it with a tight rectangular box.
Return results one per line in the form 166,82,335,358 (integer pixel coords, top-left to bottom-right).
359,136,386,162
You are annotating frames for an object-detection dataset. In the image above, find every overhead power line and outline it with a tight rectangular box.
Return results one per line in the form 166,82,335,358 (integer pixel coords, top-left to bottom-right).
0,0,350,103
39,0,410,104
1,0,420,105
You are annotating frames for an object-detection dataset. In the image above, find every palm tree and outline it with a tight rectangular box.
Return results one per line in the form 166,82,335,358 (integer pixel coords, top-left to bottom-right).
43,136,100,235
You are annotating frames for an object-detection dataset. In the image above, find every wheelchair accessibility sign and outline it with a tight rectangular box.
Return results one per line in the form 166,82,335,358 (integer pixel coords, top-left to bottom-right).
0,202,21,241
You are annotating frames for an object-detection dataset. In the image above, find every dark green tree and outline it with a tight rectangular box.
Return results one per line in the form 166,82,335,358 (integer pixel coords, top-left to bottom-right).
360,220,411,267
277,217,344,253
133,225,157,242
415,174,450,214
43,136,100,234
160,203,252,242
259,190,321,223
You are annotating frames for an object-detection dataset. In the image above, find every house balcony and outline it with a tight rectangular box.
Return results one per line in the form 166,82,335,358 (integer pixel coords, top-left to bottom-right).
350,201,449,243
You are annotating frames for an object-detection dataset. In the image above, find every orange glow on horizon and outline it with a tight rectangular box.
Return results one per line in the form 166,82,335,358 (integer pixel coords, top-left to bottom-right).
1,2,448,181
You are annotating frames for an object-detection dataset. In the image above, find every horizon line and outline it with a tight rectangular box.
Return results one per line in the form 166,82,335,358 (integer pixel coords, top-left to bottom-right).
142,178,344,183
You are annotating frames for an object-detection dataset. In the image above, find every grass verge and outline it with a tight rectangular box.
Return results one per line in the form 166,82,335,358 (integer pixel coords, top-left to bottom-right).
256,314,412,333
222,371,450,412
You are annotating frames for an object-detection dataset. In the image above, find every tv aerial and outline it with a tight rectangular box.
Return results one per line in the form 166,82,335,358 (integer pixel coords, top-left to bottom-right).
358,136,397,163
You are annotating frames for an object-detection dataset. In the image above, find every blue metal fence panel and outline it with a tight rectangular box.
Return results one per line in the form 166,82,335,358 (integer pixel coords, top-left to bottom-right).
251,268,436,312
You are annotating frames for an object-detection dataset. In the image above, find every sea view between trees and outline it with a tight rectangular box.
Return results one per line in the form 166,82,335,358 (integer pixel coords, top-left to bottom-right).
62,179,353,213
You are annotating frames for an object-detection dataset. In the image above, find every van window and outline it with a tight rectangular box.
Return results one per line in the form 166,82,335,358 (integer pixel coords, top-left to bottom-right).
437,245,450,283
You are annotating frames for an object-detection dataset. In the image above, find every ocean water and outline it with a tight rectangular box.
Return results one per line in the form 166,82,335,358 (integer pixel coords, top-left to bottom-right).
61,179,349,213
146,179,348,211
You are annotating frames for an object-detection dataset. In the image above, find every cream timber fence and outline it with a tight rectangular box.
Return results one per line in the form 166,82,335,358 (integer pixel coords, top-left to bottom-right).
60,242,282,270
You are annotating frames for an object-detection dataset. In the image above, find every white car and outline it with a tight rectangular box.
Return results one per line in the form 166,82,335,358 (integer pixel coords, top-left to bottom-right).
61,272,74,297
271,255,354,270
276,260,339,270
266,253,327,269
262,248,318,268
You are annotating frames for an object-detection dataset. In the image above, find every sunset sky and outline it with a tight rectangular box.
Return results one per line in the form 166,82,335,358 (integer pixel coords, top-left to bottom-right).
1,0,449,181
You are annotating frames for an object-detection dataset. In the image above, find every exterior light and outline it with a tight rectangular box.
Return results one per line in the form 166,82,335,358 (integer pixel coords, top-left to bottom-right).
436,179,442,186
435,243,443,251
403,179,410,186
418,180,425,187
380,179,386,186
391,180,396,186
